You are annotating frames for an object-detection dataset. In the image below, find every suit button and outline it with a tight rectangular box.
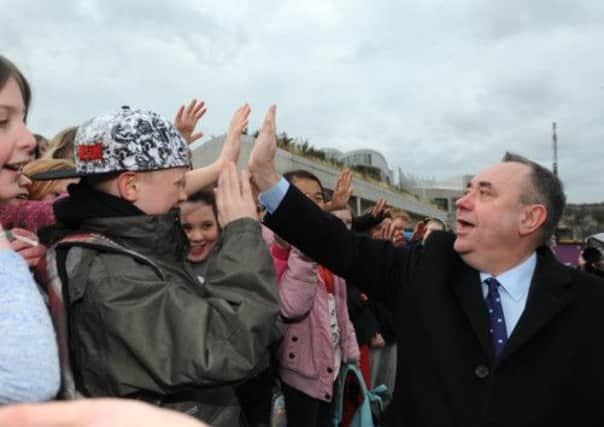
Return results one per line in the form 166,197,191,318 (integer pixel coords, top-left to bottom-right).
474,365,489,379
289,353,295,359
292,336,298,342
325,393,331,400
327,367,333,374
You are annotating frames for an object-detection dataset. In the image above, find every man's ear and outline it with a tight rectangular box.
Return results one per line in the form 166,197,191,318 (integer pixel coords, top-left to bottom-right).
115,171,139,202
518,204,547,237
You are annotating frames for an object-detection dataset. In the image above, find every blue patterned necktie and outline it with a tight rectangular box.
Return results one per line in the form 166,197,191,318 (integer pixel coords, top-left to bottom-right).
484,277,508,357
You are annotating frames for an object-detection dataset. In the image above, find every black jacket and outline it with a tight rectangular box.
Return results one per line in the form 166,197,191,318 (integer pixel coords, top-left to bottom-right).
264,185,604,427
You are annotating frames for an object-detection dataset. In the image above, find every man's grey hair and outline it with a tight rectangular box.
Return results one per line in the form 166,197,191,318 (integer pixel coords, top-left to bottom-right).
501,152,566,246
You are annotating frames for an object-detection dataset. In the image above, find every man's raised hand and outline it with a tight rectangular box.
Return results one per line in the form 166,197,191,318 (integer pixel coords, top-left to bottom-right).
248,105,280,192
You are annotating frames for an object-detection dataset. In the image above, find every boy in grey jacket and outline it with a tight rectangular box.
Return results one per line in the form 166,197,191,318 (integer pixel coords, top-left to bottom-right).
37,106,279,426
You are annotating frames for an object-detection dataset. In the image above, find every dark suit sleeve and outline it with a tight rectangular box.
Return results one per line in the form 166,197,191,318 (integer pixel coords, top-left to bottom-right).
263,185,418,311
351,212,383,233
347,284,380,345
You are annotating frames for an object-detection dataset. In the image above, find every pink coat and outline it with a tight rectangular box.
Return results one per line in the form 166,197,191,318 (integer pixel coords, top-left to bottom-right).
0,199,56,233
271,244,359,402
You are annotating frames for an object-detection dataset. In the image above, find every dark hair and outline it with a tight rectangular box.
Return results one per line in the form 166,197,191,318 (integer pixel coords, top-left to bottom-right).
501,152,566,245
582,246,602,264
582,247,603,275
283,169,325,197
0,55,31,120
184,188,218,222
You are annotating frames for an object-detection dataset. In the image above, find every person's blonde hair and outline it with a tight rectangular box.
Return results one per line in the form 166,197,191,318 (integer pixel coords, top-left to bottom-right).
44,126,77,161
390,209,410,223
23,158,75,200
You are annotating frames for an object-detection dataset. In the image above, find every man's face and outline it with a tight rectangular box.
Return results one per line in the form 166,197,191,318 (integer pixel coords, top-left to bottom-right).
134,167,188,215
453,162,532,273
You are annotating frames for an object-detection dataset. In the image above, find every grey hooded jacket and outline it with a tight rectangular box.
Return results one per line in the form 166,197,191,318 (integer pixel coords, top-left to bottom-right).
55,211,279,426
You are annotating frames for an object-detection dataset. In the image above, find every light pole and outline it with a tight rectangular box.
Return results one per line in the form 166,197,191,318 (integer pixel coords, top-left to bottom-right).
552,122,558,177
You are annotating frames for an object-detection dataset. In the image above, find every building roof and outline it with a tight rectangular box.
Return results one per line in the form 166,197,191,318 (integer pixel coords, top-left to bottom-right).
192,135,446,220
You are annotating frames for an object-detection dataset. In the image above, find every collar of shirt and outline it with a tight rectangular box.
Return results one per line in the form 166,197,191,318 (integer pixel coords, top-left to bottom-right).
480,252,537,302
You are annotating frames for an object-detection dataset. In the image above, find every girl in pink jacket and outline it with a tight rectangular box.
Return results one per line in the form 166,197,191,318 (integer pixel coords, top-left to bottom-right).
272,170,359,427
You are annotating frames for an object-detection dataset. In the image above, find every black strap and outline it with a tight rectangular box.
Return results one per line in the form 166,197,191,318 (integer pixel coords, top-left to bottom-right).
54,245,97,398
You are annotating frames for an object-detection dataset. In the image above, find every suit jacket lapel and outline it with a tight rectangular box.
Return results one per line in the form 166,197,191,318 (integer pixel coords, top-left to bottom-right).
500,248,574,361
451,263,494,360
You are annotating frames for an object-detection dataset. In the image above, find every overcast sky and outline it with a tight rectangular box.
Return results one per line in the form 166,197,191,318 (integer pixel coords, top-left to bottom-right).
3,0,603,202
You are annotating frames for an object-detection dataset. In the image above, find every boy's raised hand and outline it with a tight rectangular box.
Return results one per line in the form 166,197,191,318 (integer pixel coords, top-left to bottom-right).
218,104,251,167
183,104,250,196
215,162,257,228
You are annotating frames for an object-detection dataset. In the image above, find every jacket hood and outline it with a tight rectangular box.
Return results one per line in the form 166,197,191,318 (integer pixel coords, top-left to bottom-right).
54,181,144,226
49,181,188,260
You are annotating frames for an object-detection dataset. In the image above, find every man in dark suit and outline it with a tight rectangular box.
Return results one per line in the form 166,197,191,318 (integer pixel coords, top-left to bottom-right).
247,106,604,427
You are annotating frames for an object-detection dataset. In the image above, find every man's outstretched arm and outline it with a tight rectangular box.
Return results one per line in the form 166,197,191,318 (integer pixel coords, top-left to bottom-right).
247,106,410,307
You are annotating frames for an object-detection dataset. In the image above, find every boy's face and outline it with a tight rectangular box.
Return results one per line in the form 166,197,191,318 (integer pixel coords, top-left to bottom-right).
134,167,188,215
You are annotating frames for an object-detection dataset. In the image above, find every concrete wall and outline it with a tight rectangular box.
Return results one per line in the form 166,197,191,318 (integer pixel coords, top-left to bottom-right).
421,188,465,227
192,135,447,221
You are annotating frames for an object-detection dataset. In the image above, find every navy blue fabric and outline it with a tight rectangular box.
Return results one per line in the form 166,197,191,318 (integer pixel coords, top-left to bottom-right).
484,277,508,357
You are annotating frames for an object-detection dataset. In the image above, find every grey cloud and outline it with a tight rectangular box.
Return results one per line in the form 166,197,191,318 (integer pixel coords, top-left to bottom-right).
2,0,603,203
470,0,604,41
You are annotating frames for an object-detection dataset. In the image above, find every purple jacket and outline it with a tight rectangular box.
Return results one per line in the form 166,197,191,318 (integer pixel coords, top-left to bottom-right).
273,244,359,402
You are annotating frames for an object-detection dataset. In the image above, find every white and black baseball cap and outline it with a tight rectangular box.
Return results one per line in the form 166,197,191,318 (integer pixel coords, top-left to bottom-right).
31,106,191,180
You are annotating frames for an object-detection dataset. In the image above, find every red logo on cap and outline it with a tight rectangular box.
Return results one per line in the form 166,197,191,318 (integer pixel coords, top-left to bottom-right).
79,144,103,161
